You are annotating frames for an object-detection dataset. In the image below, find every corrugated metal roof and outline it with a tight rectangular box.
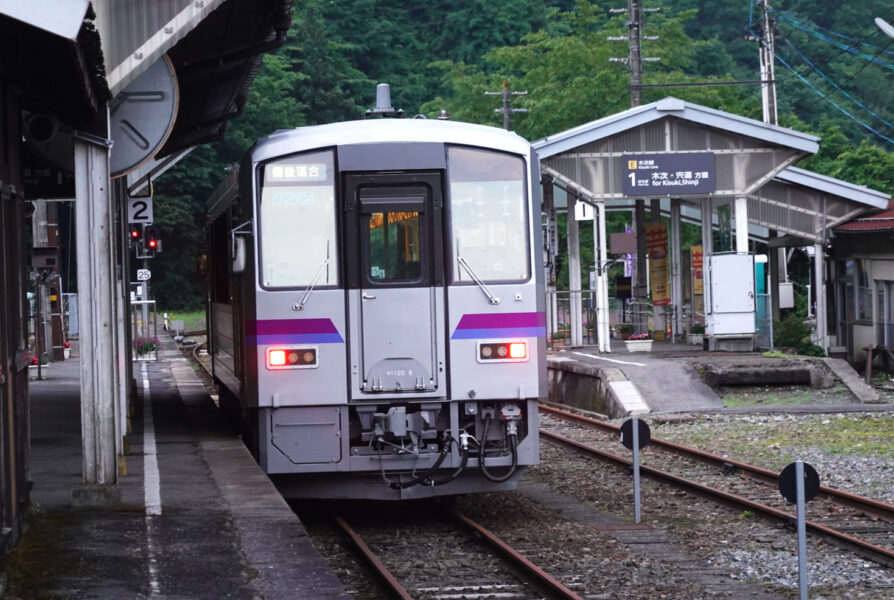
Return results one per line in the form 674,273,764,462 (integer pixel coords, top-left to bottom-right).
776,166,889,210
95,0,227,97
533,97,820,159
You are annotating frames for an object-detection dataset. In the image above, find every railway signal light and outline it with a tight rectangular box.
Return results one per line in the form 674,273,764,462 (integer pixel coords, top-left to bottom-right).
144,225,160,252
129,224,142,240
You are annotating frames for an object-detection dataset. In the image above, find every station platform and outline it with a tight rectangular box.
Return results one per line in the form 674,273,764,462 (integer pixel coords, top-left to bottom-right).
15,337,349,599
548,338,889,418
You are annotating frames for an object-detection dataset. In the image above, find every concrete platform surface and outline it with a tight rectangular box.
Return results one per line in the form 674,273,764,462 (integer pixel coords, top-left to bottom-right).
13,337,349,599
554,344,724,414
549,339,891,416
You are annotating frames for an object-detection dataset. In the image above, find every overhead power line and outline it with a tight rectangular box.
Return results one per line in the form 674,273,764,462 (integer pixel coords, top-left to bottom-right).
779,38,894,132
775,53,894,146
778,11,894,57
776,12,894,71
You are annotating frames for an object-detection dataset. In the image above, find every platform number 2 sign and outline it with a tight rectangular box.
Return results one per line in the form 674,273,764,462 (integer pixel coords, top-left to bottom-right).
128,197,154,224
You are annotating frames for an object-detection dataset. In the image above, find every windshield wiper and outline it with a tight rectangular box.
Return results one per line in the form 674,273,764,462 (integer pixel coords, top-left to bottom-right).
457,257,500,305
293,257,329,311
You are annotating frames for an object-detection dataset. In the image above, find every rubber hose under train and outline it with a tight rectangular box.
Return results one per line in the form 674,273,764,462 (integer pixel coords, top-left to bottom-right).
478,414,519,483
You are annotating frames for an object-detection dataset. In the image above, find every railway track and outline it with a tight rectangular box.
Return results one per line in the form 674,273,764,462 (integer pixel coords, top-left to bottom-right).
329,506,585,600
540,404,894,568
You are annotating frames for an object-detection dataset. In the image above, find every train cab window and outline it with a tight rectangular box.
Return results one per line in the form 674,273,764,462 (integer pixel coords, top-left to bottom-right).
258,150,337,288
367,211,422,281
447,146,529,283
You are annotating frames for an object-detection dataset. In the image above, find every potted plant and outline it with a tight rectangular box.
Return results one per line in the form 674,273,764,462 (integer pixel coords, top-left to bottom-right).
624,332,653,352
133,336,160,357
617,323,634,340
687,324,705,345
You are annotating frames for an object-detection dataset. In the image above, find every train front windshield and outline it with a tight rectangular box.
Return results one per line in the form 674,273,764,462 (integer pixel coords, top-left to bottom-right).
257,145,530,289
447,147,529,283
258,150,337,289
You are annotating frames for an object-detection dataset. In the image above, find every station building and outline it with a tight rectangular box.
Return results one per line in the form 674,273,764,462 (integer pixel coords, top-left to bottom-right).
0,0,290,560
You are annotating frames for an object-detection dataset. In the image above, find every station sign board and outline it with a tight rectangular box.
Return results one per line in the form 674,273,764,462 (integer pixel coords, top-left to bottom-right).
128,196,153,224
622,152,716,196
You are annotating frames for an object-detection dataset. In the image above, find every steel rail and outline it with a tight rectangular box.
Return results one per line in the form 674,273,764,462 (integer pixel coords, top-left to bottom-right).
332,514,414,600
541,428,894,568
448,508,585,600
541,404,894,522
191,341,211,379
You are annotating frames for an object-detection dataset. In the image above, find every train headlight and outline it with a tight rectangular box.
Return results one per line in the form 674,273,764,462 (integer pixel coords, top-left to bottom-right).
266,346,318,369
476,341,529,363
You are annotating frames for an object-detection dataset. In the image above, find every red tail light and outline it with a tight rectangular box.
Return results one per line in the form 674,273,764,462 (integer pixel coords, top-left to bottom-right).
266,346,318,369
477,341,529,363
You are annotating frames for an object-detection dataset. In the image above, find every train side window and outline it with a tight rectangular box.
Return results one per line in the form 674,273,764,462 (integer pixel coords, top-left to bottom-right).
367,211,422,282
258,150,337,289
446,146,529,283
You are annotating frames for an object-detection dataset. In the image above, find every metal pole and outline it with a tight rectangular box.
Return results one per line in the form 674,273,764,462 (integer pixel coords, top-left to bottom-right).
142,259,150,338
35,279,43,381
759,0,778,125
502,83,511,130
628,0,642,108
768,281,775,351
568,201,582,347
634,201,647,334
597,202,611,352
632,417,642,524
795,460,808,600
813,242,827,353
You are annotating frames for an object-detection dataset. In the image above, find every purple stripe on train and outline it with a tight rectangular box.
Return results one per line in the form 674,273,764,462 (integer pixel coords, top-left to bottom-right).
451,312,546,340
246,319,344,344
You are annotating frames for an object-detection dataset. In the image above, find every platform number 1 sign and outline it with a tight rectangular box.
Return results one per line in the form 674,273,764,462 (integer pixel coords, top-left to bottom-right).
128,197,153,224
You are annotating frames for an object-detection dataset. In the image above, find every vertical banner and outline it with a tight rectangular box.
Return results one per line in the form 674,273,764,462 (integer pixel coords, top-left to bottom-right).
690,246,704,295
646,221,670,306
691,245,704,318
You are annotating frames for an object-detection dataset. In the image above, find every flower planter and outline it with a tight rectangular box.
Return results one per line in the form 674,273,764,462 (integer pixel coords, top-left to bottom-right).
624,339,653,352
686,334,703,346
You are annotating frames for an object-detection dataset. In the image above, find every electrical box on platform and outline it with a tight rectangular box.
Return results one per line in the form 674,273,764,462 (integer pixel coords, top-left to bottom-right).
708,253,756,340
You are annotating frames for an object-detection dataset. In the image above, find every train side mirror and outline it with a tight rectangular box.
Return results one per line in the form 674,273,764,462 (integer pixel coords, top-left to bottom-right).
232,236,246,274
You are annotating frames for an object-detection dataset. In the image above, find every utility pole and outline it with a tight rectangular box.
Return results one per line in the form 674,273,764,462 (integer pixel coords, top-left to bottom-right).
484,81,528,130
757,0,778,125
609,0,660,107
609,0,659,334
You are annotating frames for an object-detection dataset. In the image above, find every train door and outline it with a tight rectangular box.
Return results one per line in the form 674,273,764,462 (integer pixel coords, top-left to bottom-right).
344,173,445,396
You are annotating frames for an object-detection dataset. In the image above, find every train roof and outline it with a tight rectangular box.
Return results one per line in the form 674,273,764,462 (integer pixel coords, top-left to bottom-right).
249,118,533,163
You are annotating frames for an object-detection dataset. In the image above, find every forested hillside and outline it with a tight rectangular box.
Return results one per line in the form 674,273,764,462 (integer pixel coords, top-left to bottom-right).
151,0,894,309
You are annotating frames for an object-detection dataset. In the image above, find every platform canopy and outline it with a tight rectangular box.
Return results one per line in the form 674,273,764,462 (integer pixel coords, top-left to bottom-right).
754,166,890,245
534,97,820,203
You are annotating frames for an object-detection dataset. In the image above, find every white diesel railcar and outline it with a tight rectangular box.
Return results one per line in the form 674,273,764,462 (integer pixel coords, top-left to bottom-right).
206,116,545,499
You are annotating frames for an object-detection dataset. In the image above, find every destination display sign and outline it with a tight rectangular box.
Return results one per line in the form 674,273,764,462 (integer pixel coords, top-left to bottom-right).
265,163,328,183
622,152,716,196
